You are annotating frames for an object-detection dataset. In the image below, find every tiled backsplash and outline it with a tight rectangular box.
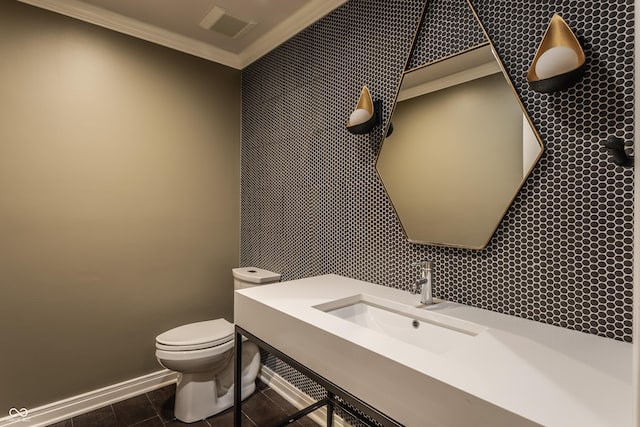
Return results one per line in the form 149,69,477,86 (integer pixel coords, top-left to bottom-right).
241,0,634,343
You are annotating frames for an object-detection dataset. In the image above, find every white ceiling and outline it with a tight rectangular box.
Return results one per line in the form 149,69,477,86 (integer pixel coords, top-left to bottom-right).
17,0,347,69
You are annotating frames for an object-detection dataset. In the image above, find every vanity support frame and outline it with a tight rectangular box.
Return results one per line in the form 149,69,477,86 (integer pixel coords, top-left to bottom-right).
234,326,403,427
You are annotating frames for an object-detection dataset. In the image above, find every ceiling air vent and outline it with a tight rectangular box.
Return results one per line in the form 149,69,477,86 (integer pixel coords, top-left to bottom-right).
199,6,256,38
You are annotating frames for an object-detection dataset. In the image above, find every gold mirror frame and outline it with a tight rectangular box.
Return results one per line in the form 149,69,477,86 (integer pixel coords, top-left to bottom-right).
375,0,544,250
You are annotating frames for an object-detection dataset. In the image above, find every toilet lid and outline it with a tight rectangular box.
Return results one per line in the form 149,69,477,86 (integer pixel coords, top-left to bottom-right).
156,319,234,350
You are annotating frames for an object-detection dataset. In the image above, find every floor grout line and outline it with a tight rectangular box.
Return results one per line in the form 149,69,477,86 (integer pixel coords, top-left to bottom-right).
49,381,319,427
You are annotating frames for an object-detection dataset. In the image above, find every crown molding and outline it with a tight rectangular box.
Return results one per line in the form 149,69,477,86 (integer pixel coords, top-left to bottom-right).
238,0,347,67
17,0,347,70
18,0,242,68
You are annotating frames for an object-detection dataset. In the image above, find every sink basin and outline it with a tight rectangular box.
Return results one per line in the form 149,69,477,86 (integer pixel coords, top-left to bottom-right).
314,294,485,354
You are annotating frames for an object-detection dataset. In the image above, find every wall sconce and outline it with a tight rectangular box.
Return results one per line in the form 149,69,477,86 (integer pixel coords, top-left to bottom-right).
604,136,633,167
346,86,382,134
526,14,586,93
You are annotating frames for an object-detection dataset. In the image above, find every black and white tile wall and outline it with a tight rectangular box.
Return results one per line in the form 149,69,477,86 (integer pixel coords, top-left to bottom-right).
408,0,486,69
241,0,634,397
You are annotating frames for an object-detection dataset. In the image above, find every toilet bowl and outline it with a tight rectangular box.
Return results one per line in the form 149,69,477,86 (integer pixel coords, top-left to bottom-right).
155,267,281,423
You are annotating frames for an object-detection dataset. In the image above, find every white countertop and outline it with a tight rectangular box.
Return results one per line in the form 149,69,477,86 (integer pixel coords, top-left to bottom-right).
234,274,633,427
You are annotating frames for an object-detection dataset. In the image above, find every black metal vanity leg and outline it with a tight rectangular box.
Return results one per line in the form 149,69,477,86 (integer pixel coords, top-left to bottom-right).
234,330,242,427
327,391,334,427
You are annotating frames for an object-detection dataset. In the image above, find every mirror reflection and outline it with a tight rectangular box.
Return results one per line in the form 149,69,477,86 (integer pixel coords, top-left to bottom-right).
376,44,543,249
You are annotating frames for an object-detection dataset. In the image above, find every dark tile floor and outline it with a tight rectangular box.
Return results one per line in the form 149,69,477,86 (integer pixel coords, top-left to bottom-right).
47,381,319,427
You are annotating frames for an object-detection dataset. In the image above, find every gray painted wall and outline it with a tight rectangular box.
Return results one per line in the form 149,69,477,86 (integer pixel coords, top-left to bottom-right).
0,2,241,411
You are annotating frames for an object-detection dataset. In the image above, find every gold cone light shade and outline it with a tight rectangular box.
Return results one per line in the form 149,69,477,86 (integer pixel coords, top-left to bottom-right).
346,86,378,134
527,14,586,93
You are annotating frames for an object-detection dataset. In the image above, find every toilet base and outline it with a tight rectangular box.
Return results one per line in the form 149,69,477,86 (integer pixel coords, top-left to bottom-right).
174,375,256,422
173,342,260,423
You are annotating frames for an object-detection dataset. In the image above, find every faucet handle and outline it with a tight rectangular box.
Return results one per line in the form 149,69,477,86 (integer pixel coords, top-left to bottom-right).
410,282,418,294
411,260,434,270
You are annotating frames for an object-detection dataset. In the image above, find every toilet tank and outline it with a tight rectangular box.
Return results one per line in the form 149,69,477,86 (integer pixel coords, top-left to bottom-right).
232,267,281,290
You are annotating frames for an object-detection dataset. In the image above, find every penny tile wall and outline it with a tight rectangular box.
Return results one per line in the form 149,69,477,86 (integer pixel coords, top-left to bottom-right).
240,0,634,404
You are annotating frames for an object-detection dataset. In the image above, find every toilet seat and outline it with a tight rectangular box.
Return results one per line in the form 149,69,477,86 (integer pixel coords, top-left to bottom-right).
156,319,234,351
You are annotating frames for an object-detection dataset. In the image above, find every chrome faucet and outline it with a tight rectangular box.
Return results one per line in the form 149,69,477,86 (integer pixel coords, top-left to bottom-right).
411,261,434,305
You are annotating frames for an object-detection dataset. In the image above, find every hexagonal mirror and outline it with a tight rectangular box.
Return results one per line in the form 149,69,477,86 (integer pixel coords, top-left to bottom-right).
376,11,543,250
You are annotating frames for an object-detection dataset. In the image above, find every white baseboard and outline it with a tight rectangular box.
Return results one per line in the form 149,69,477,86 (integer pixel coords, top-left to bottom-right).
259,366,351,427
1,366,349,427
0,370,178,427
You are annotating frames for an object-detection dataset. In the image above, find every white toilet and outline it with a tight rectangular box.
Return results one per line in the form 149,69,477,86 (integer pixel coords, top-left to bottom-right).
155,267,281,423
